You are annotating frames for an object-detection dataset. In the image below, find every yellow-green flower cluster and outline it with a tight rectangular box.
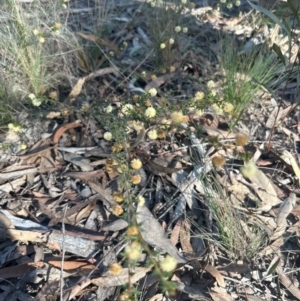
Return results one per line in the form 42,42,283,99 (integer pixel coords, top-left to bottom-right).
28,93,42,106
219,0,241,7
145,107,156,118
8,123,21,132
125,241,142,260
121,104,134,115
160,255,177,272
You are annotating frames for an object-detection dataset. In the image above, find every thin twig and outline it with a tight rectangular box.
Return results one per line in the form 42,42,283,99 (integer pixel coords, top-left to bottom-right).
60,204,68,301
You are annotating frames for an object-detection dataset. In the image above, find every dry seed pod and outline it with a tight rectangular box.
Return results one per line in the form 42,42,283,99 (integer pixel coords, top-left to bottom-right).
108,262,123,275
235,132,249,146
212,155,226,168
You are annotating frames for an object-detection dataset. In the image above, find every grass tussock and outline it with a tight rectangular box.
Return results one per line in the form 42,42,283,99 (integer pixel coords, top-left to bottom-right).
0,0,84,100
192,171,267,261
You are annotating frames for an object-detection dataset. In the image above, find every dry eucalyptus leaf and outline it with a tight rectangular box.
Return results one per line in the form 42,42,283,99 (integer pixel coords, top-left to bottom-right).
68,78,86,104
136,205,187,263
276,265,300,300
249,170,281,211
281,151,300,185
210,291,234,301
276,193,296,227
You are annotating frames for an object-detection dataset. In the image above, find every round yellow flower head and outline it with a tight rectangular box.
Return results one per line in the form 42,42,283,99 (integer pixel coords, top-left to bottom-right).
112,191,124,203
160,43,166,49
125,241,142,260
148,88,158,97
194,91,204,100
223,102,234,113
212,104,223,115
131,158,143,170
108,262,123,275
207,80,215,90
33,29,39,36
105,105,113,113
121,104,134,115
103,132,112,141
171,111,188,124
175,26,181,32
240,162,258,179
235,0,241,6
227,3,233,8
147,129,157,140
28,93,36,100
170,66,176,72
160,255,177,272
126,226,139,236
169,38,175,45
235,132,249,146
49,91,58,99
20,144,27,150
151,74,157,81
145,107,156,118
39,37,45,44
32,98,42,107
131,174,142,185
137,195,145,206
112,205,124,216
182,27,188,33
181,0,187,3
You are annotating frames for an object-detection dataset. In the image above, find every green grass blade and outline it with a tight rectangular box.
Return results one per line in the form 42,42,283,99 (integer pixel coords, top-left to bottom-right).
272,43,286,66
287,0,300,24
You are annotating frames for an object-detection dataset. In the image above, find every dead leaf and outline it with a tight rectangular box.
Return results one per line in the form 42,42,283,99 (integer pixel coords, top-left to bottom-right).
144,73,177,91
276,193,296,227
136,204,187,263
276,265,300,299
67,67,118,104
200,261,225,287
48,260,97,272
170,220,181,246
210,291,234,301
249,169,281,211
179,220,193,254
0,261,43,278
77,32,119,53
281,150,300,185
52,120,83,144
64,170,105,181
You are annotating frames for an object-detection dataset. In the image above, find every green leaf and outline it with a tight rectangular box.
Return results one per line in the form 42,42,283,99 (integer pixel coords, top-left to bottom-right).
287,0,300,25
247,0,291,35
272,43,286,66
265,255,280,278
